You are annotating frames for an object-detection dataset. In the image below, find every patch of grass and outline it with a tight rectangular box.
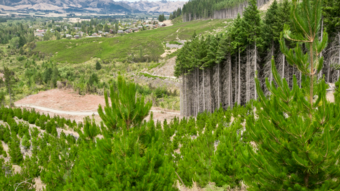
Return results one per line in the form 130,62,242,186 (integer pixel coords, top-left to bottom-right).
167,50,179,59
34,19,230,64
169,41,182,45
171,16,183,25
139,72,166,80
148,62,162,70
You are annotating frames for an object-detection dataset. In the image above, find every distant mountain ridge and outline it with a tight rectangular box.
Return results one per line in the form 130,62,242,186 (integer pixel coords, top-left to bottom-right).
0,0,186,13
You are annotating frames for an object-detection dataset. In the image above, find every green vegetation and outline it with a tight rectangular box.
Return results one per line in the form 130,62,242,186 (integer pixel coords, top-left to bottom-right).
139,72,166,80
34,19,229,63
158,14,166,22
174,0,291,76
98,76,152,131
169,41,183,45
1,0,340,190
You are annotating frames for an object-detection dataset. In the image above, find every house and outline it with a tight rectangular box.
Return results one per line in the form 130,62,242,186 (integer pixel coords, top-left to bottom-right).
77,31,84,36
66,34,72,38
79,19,91,22
110,29,114,34
98,31,103,34
117,30,124,34
36,29,46,33
92,33,98,36
137,26,143,29
103,32,109,35
131,28,139,32
69,18,80,23
124,29,132,33
36,33,44,37
74,35,80,39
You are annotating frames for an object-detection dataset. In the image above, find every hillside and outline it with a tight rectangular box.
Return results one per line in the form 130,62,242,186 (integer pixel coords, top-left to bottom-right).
0,0,135,13
34,19,230,63
126,1,186,13
0,0,185,13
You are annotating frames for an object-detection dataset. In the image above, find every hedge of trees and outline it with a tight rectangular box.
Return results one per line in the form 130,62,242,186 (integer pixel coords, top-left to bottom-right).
176,0,340,115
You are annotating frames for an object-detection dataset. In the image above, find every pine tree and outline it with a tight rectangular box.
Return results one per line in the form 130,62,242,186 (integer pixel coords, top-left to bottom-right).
0,142,4,155
9,134,23,164
79,117,99,141
21,134,30,150
95,61,101,70
262,0,281,50
240,0,340,189
98,76,152,131
64,117,176,190
3,66,15,107
211,119,244,188
323,0,340,36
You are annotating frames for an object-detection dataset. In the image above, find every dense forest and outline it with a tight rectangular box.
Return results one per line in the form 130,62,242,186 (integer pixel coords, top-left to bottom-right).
179,0,270,21
175,0,340,116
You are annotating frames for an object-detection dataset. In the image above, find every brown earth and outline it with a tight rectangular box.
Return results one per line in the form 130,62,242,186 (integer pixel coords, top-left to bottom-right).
15,89,180,123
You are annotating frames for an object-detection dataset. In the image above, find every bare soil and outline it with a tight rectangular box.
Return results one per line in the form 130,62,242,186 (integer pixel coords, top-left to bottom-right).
15,89,180,123
152,57,177,77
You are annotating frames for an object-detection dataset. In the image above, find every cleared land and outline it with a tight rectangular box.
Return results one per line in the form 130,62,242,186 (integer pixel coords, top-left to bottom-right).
34,19,230,63
15,89,181,123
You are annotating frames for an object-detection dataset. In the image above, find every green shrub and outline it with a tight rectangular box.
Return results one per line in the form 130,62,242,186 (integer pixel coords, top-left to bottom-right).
169,41,183,45
9,134,23,164
16,56,26,61
31,127,40,138
28,113,37,124
14,108,22,119
0,142,3,155
64,118,177,190
22,134,31,150
96,61,102,70
7,115,18,134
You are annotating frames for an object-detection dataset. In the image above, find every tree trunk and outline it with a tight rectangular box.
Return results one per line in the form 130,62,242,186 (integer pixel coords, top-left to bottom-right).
218,63,220,108
238,48,241,104
197,68,199,115
228,56,232,107
9,86,12,108
338,33,340,81
254,41,257,100
184,73,187,116
282,54,285,78
234,58,237,107
203,68,205,111
318,17,324,80
270,43,274,83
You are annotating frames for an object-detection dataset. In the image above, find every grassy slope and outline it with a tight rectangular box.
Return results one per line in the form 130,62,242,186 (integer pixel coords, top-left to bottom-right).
34,19,229,63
